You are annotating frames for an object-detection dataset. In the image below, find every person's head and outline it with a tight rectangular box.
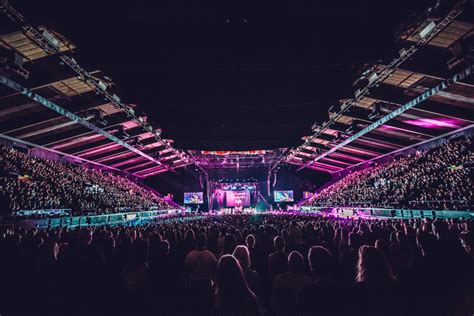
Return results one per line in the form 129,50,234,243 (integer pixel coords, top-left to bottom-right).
133,239,149,265
273,236,285,253
462,220,473,233
432,220,449,239
196,233,207,250
159,240,170,256
246,234,256,249
348,232,361,250
215,255,255,301
184,229,195,242
223,234,237,254
356,245,395,284
78,228,92,246
233,245,251,268
459,231,473,255
416,229,436,256
375,239,389,256
308,246,333,280
40,239,60,261
288,251,305,274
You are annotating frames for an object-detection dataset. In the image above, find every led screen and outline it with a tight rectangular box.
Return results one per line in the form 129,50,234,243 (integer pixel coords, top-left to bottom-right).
184,192,204,204
274,190,294,202
225,190,251,207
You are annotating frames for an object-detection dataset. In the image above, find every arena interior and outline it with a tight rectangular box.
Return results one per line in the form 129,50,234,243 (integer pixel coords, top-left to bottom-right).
0,1,473,315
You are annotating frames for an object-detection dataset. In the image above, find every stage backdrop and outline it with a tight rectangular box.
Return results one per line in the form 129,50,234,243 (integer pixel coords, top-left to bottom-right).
225,190,251,207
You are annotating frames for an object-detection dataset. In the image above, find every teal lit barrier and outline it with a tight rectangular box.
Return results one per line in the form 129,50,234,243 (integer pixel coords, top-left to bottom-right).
300,206,473,219
1,209,180,229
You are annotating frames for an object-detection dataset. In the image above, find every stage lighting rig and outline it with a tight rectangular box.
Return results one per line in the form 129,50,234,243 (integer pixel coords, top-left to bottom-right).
116,125,130,140
153,129,162,137
311,123,322,133
447,34,474,71
89,108,108,127
368,103,384,120
129,137,144,147
346,119,359,134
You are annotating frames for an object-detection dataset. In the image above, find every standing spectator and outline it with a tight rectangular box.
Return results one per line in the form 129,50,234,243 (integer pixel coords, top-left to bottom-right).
268,236,289,283
299,246,345,315
271,251,313,315
233,245,262,301
215,255,260,316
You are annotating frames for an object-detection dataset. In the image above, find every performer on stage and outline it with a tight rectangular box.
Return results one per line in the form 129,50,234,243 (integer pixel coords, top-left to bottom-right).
235,198,242,214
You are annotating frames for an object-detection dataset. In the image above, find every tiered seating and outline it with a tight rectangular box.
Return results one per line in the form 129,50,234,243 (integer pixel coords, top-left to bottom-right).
303,136,473,210
0,145,172,215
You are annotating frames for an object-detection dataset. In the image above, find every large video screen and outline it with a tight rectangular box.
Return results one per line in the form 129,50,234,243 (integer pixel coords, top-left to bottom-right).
225,190,251,207
274,190,294,202
184,192,204,204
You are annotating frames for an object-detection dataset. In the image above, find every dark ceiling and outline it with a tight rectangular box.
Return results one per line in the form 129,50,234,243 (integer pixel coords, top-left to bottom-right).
10,0,435,150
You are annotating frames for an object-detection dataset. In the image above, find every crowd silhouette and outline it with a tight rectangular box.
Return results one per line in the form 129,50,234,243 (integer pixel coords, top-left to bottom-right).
1,214,472,315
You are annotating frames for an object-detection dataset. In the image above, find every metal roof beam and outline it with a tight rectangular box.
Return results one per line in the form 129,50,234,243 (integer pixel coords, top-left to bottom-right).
369,84,474,121
0,76,175,173
296,65,473,171
65,126,147,154
340,108,441,137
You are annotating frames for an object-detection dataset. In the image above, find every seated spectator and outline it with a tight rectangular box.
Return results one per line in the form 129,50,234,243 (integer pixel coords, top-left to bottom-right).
460,231,473,257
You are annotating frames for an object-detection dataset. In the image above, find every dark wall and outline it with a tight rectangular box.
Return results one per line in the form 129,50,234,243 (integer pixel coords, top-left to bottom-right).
144,166,205,206
272,164,332,202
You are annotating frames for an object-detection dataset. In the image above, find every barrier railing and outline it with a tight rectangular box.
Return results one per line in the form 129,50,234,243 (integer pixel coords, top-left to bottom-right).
299,206,473,219
0,209,181,230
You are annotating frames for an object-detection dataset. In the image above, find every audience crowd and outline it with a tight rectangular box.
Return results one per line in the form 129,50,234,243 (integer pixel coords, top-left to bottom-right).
0,145,172,215
0,213,472,315
305,136,473,210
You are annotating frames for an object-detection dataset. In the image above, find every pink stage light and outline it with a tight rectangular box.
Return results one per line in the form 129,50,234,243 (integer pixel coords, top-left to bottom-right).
403,117,463,129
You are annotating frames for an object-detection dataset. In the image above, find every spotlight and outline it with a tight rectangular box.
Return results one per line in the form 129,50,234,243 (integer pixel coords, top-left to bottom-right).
90,108,108,127
116,125,130,140
153,129,162,137
368,103,383,120
346,119,359,134
129,137,143,147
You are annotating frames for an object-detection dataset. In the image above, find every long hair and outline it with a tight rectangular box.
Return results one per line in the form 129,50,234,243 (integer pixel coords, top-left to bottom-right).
356,245,395,284
233,245,251,268
215,255,257,309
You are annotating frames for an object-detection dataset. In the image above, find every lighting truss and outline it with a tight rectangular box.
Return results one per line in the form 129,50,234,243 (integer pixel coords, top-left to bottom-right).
296,64,473,171
0,3,199,171
0,75,177,174
284,1,466,170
